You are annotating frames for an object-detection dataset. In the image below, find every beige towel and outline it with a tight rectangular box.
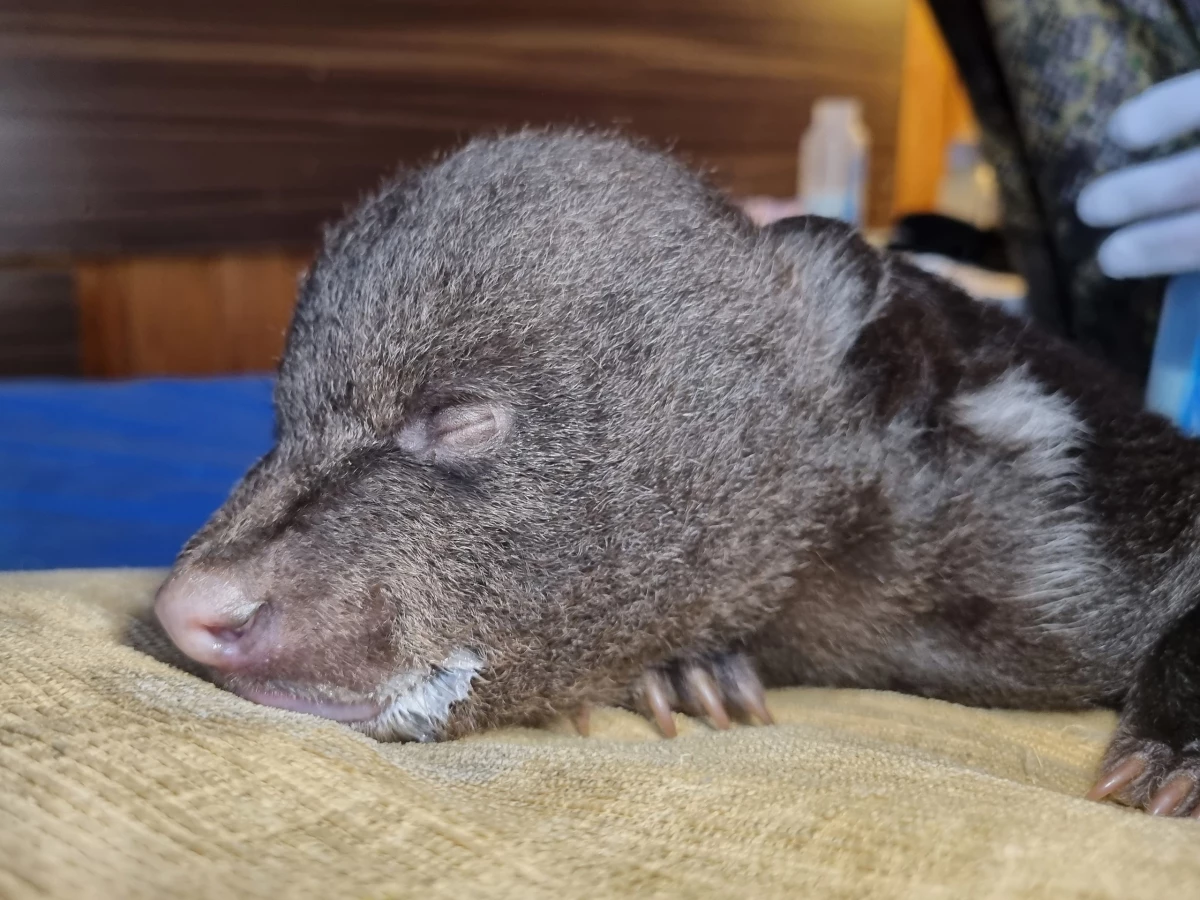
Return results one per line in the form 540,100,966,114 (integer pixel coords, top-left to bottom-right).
1,570,1197,899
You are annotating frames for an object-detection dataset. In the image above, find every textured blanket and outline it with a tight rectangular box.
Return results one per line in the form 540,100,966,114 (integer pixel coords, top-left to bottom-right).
2,570,1197,899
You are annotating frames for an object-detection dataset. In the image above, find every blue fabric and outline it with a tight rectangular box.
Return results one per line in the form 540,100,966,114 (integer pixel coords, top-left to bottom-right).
0,376,275,571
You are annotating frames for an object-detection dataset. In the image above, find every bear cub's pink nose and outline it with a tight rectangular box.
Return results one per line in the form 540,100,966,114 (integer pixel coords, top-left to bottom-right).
154,569,270,671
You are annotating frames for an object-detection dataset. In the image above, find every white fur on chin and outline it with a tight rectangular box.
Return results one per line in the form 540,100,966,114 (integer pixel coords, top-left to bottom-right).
357,648,483,742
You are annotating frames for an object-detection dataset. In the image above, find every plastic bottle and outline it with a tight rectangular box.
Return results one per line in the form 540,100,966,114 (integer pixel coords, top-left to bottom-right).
935,132,1000,230
798,98,869,227
1145,273,1200,434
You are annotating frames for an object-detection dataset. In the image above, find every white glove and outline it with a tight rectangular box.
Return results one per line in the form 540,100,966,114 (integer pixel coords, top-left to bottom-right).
1076,69,1200,279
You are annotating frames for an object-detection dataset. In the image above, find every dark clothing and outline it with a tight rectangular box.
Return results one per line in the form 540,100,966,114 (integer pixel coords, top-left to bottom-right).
926,0,1200,387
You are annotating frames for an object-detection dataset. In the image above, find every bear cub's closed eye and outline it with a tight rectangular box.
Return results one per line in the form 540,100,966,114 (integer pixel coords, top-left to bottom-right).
396,401,513,461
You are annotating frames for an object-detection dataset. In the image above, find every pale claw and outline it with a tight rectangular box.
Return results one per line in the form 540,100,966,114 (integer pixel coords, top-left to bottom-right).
573,705,591,737
1148,774,1196,817
1086,755,1145,802
723,654,774,725
640,669,678,738
684,664,731,730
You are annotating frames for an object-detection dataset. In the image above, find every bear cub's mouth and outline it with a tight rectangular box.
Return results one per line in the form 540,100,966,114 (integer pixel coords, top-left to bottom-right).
231,684,381,722
225,648,485,741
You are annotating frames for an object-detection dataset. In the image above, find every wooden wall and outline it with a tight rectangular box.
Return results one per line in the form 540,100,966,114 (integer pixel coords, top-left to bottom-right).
0,0,911,256
76,253,308,376
0,0,970,378
0,269,78,376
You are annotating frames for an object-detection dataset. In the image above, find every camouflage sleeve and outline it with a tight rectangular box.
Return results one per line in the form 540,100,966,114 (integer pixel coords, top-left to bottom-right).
925,0,1199,388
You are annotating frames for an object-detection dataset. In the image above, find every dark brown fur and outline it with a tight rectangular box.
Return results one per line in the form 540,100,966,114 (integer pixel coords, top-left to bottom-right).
158,130,1200,814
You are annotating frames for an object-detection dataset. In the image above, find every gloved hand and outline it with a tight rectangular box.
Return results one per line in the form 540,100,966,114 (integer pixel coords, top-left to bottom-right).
1076,69,1200,279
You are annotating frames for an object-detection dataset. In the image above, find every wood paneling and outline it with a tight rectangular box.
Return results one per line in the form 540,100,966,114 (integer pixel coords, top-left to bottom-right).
0,0,908,256
0,269,77,375
76,253,307,376
0,1,965,380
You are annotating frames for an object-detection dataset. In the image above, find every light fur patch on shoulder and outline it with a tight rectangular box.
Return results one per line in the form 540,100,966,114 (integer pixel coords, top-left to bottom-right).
952,367,1111,633
952,368,1084,477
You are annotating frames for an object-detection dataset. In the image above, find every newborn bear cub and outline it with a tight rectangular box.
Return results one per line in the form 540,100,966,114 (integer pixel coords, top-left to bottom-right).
154,129,1200,817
